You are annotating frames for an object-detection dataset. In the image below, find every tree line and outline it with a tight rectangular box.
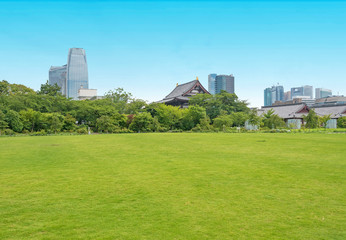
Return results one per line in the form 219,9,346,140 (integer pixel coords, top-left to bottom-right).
0,80,345,135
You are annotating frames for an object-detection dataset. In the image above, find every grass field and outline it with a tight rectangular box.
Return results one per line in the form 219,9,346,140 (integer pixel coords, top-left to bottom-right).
0,133,345,239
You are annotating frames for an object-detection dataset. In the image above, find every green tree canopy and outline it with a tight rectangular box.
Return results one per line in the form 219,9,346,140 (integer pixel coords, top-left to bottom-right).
129,112,153,132
0,110,9,135
5,110,23,132
337,116,346,128
38,81,61,96
304,109,319,129
262,109,285,129
189,91,249,121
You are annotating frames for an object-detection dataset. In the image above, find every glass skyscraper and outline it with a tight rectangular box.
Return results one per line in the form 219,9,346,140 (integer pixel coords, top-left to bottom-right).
264,85,284,106
67,48,89,99
208,74,217,95
264,88,272,106
208,74,235,95
49,64,67,95
49,48,89,100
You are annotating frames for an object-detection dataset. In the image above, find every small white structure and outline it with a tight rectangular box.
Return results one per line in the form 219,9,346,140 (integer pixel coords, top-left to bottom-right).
245,120,259,130
78,88,97,100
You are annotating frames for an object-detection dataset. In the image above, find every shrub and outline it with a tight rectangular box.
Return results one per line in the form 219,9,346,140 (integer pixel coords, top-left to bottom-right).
337,116,346,128
213,115,233,130
4,129,15,135
129,112,153,132
77,126,88,134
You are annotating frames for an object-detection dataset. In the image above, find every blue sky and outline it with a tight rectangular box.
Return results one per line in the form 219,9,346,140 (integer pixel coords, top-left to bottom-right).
0,0,345,107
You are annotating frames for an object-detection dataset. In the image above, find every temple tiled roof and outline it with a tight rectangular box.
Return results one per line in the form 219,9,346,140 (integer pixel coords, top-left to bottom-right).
258,104,309,119
157,80,209,105
312,104,346,118
165,80,198,99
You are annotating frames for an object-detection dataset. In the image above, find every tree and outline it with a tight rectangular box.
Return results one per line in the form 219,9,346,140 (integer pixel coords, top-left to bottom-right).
0,111,9,135
20,108,42,132
262,109,285,129
125,99,147,114
304,110,319,129
150,116,163,132
37,81,61,96
230,112,248,127
337,116,346,128
319,114,331,129
0,80,35,96
63,114,77,131
0,80,10,96
147,103,182,130
181,105,206,130
129,112,153,132
213,115,233,130
96,115,116,133
5,110,23,132
105,88,133,114
46,113,64,133
189,91,249,121
247,109,261,126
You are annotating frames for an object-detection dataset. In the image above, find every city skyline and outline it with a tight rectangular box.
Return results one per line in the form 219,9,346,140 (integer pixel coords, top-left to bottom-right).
0,0,345,107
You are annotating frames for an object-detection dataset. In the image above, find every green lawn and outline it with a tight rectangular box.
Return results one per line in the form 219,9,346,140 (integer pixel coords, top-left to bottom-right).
0,133,345,239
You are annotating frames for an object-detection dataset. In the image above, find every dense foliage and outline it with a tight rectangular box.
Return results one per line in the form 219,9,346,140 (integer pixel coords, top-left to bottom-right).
1,80,344,135
0,81,255,135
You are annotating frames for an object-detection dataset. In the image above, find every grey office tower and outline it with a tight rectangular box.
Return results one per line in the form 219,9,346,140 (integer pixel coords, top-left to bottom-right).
208,74,235,95
49,64,67,95
66,48,89,99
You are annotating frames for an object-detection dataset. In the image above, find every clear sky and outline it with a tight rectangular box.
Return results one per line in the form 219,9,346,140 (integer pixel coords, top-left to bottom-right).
0,0,345,107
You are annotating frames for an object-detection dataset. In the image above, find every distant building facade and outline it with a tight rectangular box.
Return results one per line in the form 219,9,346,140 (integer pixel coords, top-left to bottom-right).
49,48,91,100
291,87,304,99
303,85,313,99
315,88,332,99
49,64,67,95
264,85,284,106
78,88,97,100
291,85,313,99
315,96,346,106
284,91,291,101
208,74,234,94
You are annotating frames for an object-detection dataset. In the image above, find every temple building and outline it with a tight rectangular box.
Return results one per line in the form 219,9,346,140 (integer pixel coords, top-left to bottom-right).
157,78,210,108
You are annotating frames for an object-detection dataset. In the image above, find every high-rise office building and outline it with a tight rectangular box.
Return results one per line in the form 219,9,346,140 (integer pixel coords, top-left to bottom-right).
67,48,89,99
291,85,313,99
303,85,313,99
291,87,304,99
208,74,217,95
264,88,272,106
284,91,291,101
215,75,234,94
49,48,89,100
264,85,284,106
208,74,234,94
315,88,332,99
49,64,67,95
